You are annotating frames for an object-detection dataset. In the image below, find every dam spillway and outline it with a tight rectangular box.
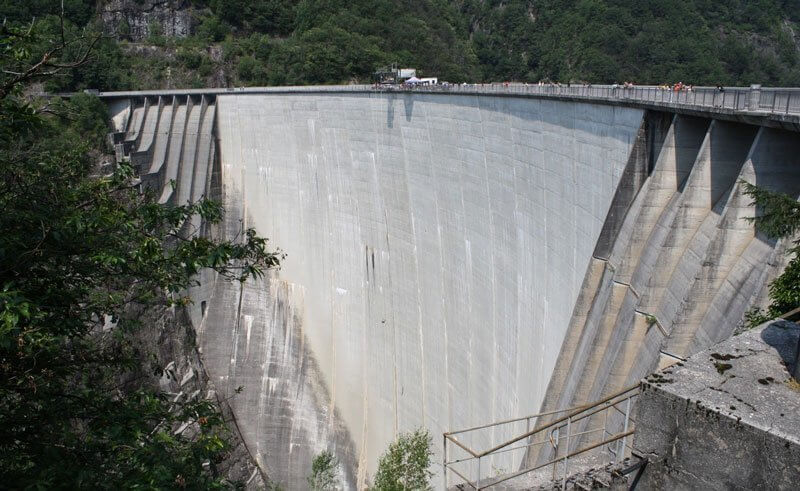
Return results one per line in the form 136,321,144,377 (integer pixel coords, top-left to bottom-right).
105,87,800,489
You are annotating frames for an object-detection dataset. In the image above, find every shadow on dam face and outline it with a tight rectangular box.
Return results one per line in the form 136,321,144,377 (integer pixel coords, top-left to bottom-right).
109,91,800,489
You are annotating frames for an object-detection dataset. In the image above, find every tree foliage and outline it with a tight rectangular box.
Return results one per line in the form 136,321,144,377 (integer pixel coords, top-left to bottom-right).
0,19,280,488
373,429,433,491
10,1,800,90
307,450,339,490
742,181,800,326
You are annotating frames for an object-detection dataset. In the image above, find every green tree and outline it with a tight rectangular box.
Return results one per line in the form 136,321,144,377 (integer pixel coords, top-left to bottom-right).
197,14,230,43
742,181,800,326
0,19,280,488
373,429,433,491
147,19,166,46
308,450,340,490
237,54,262,84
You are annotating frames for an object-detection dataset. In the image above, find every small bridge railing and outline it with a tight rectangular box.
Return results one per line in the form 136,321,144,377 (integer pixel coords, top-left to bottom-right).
443,383,640,490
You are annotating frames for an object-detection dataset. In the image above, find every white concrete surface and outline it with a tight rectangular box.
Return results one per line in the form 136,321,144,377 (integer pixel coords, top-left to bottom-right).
211,92,643,487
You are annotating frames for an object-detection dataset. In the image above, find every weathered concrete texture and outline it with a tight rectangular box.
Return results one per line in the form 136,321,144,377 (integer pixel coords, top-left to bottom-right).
108,94,216,207
634,320,800,490
529,117,800,468
194,270,359,490
209,92,643,487
593,111,673,260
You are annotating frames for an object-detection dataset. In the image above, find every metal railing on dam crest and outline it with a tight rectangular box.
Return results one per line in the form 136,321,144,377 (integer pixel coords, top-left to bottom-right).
93,83,800,126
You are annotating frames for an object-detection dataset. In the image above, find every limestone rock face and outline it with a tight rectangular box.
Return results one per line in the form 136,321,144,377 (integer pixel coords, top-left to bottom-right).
101,0,196,41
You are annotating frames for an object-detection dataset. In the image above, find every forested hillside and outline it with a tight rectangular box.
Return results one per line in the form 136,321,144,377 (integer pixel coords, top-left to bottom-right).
4,0,800,90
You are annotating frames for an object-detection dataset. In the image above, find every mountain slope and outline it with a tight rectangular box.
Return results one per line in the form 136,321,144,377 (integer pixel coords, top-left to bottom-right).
6,1,800,94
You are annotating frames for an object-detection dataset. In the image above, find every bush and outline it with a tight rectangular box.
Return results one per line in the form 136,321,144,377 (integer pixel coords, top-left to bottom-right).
237,55,261,83
308,451,339,490
196,14,230,43
147,19,166,46
373,429,433,491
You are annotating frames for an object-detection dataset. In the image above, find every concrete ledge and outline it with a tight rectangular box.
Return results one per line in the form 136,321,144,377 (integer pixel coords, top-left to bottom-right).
92,85,800,130
633,319,800,489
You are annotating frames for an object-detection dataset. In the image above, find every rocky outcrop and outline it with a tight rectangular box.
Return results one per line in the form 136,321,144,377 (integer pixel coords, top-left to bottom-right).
128,303,268,488
109,94,266,487
101,1,196,41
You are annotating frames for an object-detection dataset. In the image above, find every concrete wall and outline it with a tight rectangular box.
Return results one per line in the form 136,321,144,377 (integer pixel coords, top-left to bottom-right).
529,117,800,467
206,92,643,487
634,320,800,489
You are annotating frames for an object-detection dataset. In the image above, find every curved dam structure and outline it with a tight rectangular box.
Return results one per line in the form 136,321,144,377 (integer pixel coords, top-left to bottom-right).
104,86,800,489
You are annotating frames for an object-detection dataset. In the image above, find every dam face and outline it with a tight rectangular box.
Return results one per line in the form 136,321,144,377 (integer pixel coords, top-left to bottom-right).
107,89,798,488
214,93,641,486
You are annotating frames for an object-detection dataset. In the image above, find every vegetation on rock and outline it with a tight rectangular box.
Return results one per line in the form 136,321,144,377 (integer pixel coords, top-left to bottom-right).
4,1,800,90
0,18,280,487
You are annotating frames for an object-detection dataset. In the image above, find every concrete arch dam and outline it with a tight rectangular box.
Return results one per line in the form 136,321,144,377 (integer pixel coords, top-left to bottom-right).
105,89,800,489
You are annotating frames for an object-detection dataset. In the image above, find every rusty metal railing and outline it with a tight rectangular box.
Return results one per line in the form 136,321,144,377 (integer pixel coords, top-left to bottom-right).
443,383,640,490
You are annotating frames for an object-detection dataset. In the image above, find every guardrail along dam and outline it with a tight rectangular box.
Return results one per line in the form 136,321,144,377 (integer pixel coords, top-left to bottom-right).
105,87,800,489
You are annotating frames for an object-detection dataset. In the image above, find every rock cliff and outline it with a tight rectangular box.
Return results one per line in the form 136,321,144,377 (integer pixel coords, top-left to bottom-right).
101,0,196,41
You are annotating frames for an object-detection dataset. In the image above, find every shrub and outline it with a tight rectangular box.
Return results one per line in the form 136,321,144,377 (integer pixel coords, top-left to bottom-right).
237,55,260,82
308,451,339,490
373,428,433,490
196,14,230,43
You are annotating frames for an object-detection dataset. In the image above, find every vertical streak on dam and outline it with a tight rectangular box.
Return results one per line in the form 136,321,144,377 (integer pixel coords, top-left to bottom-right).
209,93,643,487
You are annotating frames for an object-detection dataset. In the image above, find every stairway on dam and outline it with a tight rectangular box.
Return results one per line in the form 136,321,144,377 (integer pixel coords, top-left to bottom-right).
105,89,800,489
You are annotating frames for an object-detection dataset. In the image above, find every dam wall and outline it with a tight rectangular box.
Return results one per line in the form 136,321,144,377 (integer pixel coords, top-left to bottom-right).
210,93,643,487
104,88,800,488
527,117,800,468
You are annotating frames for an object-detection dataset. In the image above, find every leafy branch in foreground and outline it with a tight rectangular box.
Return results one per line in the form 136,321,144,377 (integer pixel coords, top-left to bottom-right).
742,180,800,327
0,11,101,99
0,16,281,488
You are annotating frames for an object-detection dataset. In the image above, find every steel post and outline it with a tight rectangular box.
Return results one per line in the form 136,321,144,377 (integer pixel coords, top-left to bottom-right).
476,456,481,490
562,417,571,490
443,434,448,490
551,427,560,481
618,396,632,461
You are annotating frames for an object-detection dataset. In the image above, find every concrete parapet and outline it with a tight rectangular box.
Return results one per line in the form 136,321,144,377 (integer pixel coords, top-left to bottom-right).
634,320,800,489
94,84,800,131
